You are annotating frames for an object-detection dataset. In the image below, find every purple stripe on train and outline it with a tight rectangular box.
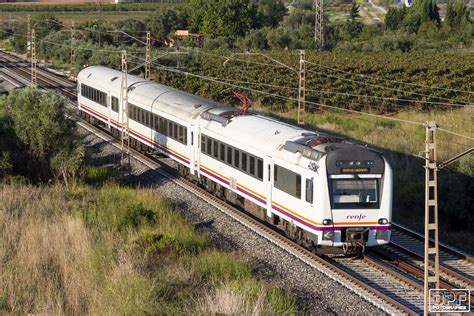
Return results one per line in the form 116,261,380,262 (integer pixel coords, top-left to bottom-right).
237,186,266,204
200,168,230,186
271,204,333,231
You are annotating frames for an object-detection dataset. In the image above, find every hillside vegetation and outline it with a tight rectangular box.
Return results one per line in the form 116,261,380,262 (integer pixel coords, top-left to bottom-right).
0,183,296,314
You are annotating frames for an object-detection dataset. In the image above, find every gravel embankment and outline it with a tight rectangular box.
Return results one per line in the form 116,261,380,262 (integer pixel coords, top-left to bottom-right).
79,126,385,315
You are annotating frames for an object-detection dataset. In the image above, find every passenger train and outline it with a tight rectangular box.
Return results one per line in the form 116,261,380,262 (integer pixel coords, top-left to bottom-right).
77,66,393,254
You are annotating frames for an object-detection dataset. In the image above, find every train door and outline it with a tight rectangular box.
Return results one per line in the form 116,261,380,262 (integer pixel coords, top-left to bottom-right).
189,124,198,176
265,156,273,218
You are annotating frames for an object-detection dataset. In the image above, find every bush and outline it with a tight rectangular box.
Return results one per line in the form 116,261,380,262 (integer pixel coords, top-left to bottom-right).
85,166,112,186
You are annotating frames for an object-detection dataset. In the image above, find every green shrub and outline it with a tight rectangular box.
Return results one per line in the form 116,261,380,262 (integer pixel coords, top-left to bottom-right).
119,203,156,230
193,251,252,283
132,229,208,255
85,166,112,185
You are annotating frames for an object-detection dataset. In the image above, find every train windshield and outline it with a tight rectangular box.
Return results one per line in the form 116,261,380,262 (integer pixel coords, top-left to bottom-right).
331,179,379,209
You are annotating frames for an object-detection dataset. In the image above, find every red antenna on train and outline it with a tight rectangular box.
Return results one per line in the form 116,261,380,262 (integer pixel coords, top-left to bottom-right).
232,90,252,116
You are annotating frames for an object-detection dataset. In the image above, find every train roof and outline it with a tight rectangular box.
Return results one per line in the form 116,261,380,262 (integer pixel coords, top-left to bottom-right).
78,66,236,121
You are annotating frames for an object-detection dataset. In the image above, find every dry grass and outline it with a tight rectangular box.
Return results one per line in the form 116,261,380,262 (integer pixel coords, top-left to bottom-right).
0,184,298,314
0,186,93,314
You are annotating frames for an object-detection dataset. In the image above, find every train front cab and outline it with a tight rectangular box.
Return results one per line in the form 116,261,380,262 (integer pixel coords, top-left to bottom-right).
319,145,393,252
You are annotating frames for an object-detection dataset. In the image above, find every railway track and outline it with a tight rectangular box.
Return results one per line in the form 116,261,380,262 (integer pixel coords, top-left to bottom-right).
1,49,472,315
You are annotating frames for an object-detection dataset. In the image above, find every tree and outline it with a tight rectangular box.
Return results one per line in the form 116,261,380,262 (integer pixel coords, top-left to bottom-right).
4,89,70,159
257,0,287,27
186,0,257,39
145,8,187,41
0,89,86,183
51,140,86,187
350,0,360,21
385,7,407,30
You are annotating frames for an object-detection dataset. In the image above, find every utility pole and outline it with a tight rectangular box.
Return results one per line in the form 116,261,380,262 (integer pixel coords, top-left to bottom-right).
31,28,37,88
423,121,440,315
145,31,151,80
120,50,130,174
314,0,324,50
69,21,76,79
297,50,306,126
26,14,31,59
422,122,474,314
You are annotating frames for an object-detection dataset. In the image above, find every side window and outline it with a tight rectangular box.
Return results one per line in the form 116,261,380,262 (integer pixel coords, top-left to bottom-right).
234,149,240,168
249,156,255,176
257,159,263,180
145,111,150,127
241,152,248,173
274,165,301,199
153,115,159,131
226,146,232,165
201,135,206,152
220,143,225,161
178,126,185,144
168,121,173,137
173,124,178,141
212,139,219,158
111,96,119,113
206,137,212,155
306,179,314,204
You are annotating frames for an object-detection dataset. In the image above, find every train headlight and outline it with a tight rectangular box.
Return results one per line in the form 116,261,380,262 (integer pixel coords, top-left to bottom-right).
378,218,389,225
322,219,332,226
322,230,334,241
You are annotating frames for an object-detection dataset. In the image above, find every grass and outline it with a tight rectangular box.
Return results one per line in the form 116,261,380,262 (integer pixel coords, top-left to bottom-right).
0,183,298,314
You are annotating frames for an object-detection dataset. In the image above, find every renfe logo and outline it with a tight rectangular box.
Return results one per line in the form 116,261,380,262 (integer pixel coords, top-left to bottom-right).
346,214,366,221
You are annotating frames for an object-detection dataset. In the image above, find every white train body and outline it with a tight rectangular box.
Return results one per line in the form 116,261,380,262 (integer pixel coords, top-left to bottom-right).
77,66,392,251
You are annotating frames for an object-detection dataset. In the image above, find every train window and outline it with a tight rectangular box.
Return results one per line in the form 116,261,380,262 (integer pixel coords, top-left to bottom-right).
145,111,149,127
331,179,378,209
220,143,225,161
306,179,314,204
226,146,232,165
178,126,185,143
212,139,219,158
274,165,301,199
168,121,173,138
206,137,212,155
132,105,137,121
159,118,165,134
257,159,263,180
153,114,159,131
173,124,178,141
249,156,255,175
184,127,187,144
241,153,248,173
111,97,119,113
201,136,206,152
234,149,240,168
